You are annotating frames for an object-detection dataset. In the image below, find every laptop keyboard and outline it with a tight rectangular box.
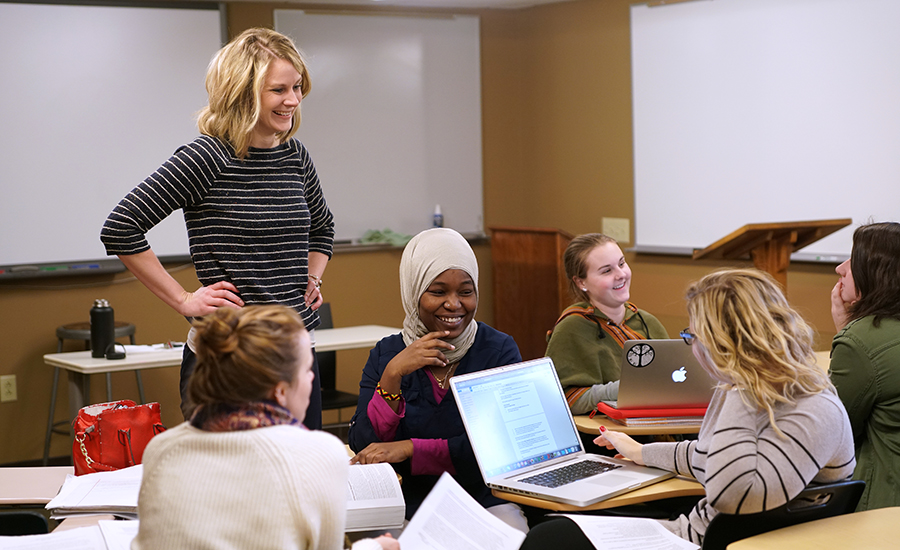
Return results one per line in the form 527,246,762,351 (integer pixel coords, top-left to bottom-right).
519,460,622,488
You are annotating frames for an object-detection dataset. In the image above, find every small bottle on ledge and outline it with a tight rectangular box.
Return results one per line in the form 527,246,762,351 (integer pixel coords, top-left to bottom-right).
433,204,443,228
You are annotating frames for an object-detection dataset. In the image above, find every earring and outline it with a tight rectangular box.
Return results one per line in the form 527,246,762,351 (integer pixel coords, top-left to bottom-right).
582,288,587,292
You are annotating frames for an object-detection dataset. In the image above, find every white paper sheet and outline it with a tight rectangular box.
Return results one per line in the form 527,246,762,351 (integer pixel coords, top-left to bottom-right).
0,525,106,550
558,514,700,550
398,473,526,550
98,519,140,550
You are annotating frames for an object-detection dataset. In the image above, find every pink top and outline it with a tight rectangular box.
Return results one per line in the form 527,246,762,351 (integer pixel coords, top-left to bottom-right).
367,371,456,476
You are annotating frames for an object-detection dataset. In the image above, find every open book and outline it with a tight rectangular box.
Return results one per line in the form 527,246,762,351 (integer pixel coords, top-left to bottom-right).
346,462,405,531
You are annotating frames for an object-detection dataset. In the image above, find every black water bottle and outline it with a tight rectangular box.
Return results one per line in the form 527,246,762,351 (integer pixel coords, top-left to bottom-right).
90,299,115,358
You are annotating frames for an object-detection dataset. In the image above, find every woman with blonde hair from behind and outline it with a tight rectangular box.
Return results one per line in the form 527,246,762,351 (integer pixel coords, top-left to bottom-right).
134,305,398,550
520,269,855,548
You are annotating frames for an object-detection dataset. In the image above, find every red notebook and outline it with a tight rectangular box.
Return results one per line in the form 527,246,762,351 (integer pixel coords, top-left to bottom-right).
594,401,707,420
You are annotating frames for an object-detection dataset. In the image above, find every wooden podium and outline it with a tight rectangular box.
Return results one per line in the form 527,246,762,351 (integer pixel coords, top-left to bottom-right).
692,219,851,288
490,227,573,360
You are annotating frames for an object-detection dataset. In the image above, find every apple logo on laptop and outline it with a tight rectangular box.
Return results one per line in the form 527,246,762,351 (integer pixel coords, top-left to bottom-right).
671,366,688,383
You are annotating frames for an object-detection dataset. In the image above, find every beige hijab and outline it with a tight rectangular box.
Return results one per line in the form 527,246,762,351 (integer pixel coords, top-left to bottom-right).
400,228,479,364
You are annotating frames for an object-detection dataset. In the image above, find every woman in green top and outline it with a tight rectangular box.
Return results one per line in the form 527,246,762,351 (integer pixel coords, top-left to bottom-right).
830,221,900,511
546,233,668,415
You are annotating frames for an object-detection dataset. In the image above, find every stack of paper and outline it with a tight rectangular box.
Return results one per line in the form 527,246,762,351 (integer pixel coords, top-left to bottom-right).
345,462,406,531
46,465,142,520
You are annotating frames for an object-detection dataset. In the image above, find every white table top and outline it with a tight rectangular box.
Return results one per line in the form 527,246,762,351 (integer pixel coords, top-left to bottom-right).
0,466,73,505
43,348,183,374
43,325,400,374
314,325,398,352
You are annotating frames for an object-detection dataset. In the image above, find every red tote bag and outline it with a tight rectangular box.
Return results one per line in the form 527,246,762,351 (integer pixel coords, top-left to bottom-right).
72,400,166,476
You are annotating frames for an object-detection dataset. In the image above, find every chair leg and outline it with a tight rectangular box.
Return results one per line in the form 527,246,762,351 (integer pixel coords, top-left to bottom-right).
128,333,145,404
135,371,145,405
43,366,61,466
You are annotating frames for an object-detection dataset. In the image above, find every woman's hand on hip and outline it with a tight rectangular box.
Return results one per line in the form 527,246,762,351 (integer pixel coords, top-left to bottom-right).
180,281,243,317
304,279,323,310
350,440,414,465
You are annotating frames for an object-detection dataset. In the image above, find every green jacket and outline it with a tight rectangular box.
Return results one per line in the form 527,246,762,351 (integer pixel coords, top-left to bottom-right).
831,316,900,511
546,302,668,413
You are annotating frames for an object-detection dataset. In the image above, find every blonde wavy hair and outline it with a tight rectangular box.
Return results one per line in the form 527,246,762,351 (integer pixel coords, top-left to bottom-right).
685,269,833,435
197,28,310,159
187,305,306,413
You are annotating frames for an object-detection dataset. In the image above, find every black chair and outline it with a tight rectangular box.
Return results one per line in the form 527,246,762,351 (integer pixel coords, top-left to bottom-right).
701,480,865,550
317,303,359,430
0,510,50,536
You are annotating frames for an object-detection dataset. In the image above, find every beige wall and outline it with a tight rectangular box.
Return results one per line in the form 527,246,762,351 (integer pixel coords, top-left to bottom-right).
0,0,839,464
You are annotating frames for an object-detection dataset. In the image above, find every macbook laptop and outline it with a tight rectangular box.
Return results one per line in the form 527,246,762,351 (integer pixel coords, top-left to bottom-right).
609,339,717,410
450,357,674,507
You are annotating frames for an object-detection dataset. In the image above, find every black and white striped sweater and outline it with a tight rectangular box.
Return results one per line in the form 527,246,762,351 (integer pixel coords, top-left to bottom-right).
101,136,335,330
643,386,856,545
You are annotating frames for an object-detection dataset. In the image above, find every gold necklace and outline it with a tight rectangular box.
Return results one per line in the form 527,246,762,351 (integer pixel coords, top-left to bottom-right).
429,363,456,389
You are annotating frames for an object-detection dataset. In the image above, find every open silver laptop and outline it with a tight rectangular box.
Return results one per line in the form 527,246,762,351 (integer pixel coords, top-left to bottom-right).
450,357,673,507
610,339,716,410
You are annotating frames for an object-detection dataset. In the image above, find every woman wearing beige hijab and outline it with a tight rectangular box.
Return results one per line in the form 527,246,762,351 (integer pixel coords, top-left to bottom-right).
349,228,527,531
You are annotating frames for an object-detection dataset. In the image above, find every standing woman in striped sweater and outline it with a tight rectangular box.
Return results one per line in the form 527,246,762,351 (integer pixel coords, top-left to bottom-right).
100,28,334,428
521,269,856,548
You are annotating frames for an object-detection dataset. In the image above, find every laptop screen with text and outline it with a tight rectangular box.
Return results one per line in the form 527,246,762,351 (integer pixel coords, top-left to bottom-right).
453,359,582,478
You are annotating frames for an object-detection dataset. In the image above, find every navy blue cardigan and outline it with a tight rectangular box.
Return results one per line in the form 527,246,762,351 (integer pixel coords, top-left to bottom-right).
348,322,522,517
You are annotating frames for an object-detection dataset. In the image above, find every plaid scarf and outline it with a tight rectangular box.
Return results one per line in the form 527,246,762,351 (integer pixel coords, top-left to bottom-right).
190,401,304,432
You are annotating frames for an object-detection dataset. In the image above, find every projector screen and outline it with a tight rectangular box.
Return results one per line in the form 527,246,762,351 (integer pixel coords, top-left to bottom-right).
631,0,900,262
0,2,222,277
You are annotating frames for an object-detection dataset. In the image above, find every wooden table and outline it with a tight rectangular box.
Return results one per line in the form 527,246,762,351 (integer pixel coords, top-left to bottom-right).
727,506,900,549
492,476,704,512
0,466,73,505
44,325,400,421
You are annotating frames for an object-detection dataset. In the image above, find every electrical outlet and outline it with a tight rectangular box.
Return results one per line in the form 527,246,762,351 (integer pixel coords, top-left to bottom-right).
0,375,16,402
602,217,631,244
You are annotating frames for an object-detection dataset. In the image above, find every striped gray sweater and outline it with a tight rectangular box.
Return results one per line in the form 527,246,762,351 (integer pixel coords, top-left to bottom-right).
100,136,334,329
643,386,856,545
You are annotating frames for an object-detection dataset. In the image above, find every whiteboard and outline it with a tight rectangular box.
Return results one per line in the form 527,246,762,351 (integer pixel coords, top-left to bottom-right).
0,2,222,272
631,0,900,261
275,11,483,243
